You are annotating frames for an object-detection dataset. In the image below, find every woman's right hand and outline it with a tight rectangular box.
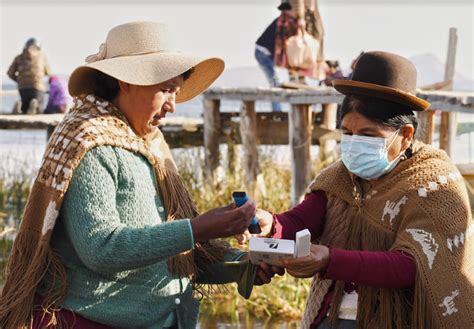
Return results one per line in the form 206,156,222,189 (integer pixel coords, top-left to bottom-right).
191,200,256,243
236,208,274,245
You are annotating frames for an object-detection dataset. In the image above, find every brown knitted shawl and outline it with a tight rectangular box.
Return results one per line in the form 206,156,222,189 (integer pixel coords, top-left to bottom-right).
0,95,227,328
301,142,474,329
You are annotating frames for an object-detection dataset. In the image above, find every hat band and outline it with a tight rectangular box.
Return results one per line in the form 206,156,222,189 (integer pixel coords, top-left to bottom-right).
85,42,168,63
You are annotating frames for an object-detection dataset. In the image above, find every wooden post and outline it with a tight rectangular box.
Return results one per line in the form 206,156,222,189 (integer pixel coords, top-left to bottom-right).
203,98,221,179
289,104,312,206
319,103,338,161
439,27,458,156
47,125,55,140
417,110,436,144
444,28,457,84
239,101,259,197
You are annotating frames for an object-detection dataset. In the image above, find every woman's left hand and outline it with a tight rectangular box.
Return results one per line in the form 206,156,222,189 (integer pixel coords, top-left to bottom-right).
281,244,330,278
254,262,285,285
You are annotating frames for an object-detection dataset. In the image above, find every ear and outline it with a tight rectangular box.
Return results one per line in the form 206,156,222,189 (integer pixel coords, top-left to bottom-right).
118,80,131,93
400,124,415,149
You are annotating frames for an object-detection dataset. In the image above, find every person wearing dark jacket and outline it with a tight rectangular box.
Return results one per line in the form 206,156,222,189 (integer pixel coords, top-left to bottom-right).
254,1,293,112
7,38,51,114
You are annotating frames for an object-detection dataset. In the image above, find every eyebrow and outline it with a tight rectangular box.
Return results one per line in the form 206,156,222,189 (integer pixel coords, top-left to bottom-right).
162,82,177,88
340,125,379,134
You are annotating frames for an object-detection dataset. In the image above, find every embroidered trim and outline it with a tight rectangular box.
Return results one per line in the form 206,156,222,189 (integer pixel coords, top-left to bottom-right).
406,228,439,269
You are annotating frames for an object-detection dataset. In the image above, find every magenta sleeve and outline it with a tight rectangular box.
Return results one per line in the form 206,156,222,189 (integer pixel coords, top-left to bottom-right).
324,248,416,289
273,191,327,240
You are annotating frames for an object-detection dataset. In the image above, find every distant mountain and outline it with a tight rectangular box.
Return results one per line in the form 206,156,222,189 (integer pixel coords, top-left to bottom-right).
409,53,473,91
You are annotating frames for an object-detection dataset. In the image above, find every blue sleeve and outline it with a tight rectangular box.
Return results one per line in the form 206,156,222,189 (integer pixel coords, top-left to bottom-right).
61,147,195,274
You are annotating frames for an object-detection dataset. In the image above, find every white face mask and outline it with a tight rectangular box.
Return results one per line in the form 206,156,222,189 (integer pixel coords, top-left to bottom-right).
341,129,402,180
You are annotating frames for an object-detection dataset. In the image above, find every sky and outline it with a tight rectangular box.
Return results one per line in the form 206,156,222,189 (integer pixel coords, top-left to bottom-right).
1,0,473,86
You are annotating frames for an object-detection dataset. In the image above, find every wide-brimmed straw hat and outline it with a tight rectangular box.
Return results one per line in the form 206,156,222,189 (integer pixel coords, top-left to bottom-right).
68,21,224,103
332,51,430,111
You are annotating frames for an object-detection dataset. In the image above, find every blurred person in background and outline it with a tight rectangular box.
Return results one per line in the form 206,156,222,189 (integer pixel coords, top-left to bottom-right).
7,37,51,114
44,75,73,114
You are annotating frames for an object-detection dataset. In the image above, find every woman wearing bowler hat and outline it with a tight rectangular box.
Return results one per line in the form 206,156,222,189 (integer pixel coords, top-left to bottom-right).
0,21,284,329
248,51,473,328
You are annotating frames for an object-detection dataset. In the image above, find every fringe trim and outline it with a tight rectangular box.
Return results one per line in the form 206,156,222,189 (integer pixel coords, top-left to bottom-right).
327,207,414,329
0,229,67,329
410,267,437,329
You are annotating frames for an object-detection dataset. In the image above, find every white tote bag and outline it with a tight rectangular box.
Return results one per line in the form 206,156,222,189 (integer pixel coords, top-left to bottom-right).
285,29,320,70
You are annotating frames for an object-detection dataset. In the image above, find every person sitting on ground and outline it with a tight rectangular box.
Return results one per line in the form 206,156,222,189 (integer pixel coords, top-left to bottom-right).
7,37,51,114
44,75,73,114
321,60,345,86
0,21,283,329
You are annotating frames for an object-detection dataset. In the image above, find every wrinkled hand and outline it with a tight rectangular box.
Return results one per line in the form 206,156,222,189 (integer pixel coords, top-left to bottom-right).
254,262,285,286
236,208,273,245
282,244,329,278
191,200,256,242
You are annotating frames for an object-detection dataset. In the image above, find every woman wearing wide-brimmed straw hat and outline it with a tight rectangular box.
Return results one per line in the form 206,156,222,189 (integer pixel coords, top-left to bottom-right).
243,51,473,329
0,21,283,329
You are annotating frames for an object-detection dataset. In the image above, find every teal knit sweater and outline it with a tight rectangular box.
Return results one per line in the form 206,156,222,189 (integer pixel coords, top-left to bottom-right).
48,146,243,328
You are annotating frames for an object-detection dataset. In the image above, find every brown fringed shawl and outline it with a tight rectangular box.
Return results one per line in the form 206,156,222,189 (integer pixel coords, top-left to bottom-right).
0,95,228,328
301,142,474,329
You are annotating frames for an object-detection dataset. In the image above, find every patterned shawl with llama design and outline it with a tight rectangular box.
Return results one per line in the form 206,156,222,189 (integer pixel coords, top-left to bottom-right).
301,142,473,329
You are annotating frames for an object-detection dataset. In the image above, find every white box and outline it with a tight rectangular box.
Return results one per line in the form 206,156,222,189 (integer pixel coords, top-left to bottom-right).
248,237,295,266
248,229,312,266
295,229,311,258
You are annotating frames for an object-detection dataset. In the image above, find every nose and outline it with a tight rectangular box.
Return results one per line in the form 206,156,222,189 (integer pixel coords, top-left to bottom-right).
164,93,177,113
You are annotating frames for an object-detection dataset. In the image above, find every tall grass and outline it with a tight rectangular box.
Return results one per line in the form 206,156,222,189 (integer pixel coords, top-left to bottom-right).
0,163,33,282
175,145,328,324
0,145,327,324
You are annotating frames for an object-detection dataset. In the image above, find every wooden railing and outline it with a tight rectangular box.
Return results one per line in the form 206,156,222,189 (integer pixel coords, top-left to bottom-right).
202,87,474,204
1,87,473,204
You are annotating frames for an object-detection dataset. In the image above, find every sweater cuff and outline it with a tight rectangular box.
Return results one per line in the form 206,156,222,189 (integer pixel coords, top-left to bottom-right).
167,218,195,252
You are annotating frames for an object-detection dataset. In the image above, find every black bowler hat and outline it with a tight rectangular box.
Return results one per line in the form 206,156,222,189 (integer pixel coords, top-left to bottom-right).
278,0,292,11
332,51,430,111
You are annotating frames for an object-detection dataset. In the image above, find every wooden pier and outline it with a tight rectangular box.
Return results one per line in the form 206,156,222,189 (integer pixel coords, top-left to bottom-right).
0,87,474,204
2,86,472,205
202,87,474,204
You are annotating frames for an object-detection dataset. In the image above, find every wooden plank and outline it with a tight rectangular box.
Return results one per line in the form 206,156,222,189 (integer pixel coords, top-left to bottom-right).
203,99,221,178
444,28,458,82
320,103,338,161
417,110,436,144
439,27,458,157
204,87,343,104
419,80,453,91
289,104,312,206
0,112,338,148
203,87,474,112
239,101,259,197
0,114,64,129
439,111,458,155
